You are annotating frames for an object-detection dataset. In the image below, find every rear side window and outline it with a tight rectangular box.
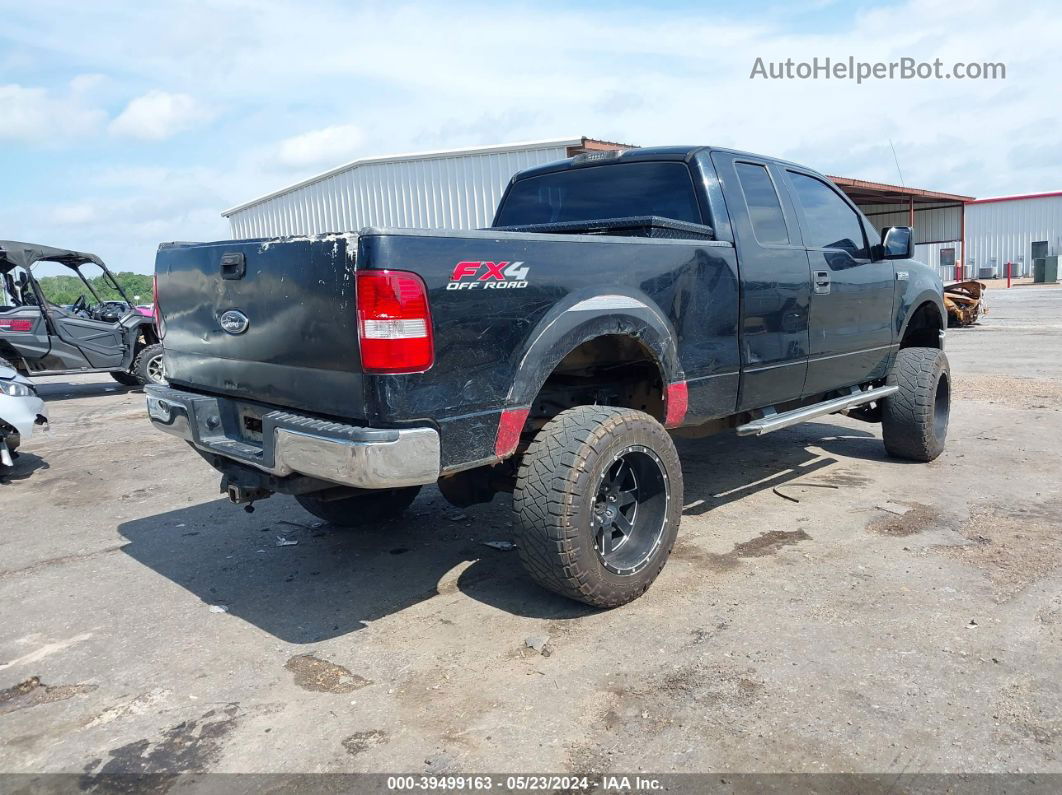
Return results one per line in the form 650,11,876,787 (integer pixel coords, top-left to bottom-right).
734,162,789,245
494,162,703,226
787,172,868,257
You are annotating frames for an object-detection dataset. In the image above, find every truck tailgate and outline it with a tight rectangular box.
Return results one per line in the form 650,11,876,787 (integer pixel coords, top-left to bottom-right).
155,235,367,420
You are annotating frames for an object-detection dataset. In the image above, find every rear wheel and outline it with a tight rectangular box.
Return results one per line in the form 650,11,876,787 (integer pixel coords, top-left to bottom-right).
882,346,950,462
512,406,683,608
295,486,421,528
133,343,167,386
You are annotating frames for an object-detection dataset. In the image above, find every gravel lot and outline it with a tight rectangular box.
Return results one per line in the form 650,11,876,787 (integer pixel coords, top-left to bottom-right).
2,286,1061,777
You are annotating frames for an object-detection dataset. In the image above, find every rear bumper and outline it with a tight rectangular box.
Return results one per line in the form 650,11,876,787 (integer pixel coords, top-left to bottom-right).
144,385,440,489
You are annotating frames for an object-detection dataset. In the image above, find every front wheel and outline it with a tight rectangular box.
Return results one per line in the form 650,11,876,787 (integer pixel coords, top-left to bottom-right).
133,343,167,386
881,346,951,462
512,406,683,608
295,486,421,528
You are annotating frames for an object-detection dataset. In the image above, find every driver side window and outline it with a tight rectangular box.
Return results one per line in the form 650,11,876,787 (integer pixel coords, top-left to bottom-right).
786,171,868,258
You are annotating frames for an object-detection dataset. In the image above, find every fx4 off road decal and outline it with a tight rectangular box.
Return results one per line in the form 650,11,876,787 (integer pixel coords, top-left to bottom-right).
447,261,529,290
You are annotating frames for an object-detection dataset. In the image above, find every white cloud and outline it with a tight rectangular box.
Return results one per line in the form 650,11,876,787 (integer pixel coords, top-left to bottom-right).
275,124,365,168
11,181,230,277
51,203,98,224
3,0,1062,273
0,82,106,143
69,73,107,94
108,90,212,140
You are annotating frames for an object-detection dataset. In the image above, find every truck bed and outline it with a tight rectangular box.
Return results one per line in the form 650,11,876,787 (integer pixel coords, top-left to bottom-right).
156,227,741,470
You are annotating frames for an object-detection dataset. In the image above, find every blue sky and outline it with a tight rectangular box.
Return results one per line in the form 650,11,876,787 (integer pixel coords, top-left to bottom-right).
2,0,1060,273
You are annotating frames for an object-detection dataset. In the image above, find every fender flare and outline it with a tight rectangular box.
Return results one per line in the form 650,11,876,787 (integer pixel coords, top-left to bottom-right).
898,290,946,344
505,291,684,418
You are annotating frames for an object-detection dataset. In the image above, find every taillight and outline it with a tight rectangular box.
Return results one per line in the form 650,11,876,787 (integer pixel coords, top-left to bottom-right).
356,270,433,374
153,274,166,338
0,318,33,332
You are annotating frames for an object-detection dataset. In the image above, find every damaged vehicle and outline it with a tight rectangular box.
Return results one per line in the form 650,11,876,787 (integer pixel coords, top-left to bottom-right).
943,280,988,326
147,146,950,608
0,241,165,386
0,361,47,471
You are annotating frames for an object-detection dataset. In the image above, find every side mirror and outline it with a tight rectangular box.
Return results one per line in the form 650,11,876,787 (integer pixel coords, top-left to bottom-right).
882,226,914,260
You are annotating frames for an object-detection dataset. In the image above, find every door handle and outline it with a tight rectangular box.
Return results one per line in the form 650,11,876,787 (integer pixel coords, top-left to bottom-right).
813,271,831,294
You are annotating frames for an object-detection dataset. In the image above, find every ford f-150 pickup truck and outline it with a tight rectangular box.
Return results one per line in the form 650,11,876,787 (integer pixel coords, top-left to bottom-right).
146,146,949,607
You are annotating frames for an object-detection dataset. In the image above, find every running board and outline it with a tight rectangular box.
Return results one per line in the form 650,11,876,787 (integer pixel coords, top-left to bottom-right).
735,385,898,437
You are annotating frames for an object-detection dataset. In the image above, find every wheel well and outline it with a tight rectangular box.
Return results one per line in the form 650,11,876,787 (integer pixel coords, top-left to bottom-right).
441,335,668,509
528,335,666,429
901,302,943,349
138,323,160,348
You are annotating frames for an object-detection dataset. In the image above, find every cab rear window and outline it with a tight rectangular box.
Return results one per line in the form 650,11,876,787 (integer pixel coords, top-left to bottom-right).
494,162,704,227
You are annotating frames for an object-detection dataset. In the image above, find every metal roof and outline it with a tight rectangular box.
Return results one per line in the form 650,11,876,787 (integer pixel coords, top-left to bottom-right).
965,190,1062,205
826,176,974,206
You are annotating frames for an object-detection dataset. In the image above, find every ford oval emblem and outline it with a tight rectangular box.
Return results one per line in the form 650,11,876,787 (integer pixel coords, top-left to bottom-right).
219,309,250,335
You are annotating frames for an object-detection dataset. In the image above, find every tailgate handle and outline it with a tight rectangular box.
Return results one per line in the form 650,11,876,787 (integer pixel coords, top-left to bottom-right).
220,252,246,280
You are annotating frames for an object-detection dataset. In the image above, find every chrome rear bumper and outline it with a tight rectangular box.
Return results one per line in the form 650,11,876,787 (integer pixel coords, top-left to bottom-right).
145,385,439,489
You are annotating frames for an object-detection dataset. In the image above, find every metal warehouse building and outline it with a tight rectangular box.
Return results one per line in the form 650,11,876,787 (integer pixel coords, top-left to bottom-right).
222,137,632,239
223,138,1060,282
964,191,1062,279
826,176,972,277
839,185,1062,280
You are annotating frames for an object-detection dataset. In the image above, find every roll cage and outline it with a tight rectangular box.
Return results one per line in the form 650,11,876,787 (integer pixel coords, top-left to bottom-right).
0,240,135,323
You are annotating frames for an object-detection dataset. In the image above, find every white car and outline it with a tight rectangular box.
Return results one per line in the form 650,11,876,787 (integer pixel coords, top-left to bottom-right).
0,363,47,468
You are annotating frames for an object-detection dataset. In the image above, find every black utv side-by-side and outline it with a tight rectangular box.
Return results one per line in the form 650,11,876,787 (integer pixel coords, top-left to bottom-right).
0,241,166,386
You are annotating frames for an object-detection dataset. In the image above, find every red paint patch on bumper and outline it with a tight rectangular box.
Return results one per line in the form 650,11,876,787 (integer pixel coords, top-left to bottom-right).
495,408,530,457
664,381,688,428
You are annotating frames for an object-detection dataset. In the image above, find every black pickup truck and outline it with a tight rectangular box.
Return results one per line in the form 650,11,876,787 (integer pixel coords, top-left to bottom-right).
147,146,949,607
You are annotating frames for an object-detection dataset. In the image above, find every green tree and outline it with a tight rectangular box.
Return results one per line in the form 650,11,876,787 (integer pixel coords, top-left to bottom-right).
35,271,153,306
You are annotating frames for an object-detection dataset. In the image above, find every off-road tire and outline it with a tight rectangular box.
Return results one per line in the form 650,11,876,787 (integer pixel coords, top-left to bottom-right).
133,343,167,385
512,406,683,608
295,486,421,528
881,346,950,462
110,371,140,386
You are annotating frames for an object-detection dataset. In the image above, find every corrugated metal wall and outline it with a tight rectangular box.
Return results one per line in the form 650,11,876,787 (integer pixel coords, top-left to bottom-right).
225,143,573,239
965,195,1062,278
853,201,963,281
858,202,963,244
857,195,1062,280
915,241,963,278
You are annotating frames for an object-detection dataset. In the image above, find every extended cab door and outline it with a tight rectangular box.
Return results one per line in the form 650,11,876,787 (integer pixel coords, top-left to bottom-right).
781,169,895,395
711,152,810,411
